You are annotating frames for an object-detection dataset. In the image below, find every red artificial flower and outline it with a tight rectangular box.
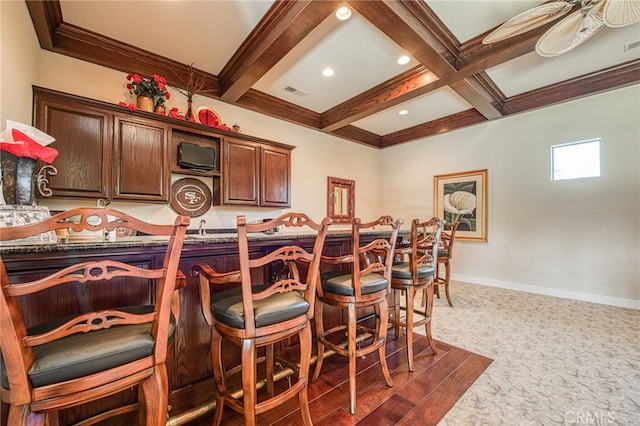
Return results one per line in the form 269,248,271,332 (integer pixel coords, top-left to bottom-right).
125,72,170,107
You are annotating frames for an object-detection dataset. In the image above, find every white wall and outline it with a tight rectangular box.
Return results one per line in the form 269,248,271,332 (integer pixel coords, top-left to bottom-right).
382,85,640,308
2,1,638,308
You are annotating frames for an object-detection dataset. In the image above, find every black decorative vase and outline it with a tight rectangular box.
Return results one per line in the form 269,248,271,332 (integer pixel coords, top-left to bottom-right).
1,152,38,205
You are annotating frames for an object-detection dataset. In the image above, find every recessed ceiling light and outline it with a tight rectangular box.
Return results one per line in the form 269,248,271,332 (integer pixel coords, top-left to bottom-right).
322,68,335,77
336,6,352,21
399,110,408,115
397,55,410,65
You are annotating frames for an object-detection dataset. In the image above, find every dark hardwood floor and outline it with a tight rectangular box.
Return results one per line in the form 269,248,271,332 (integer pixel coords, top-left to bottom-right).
188,334,492,425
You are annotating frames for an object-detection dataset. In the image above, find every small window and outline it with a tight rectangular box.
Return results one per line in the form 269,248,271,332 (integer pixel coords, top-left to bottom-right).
551,139,601,181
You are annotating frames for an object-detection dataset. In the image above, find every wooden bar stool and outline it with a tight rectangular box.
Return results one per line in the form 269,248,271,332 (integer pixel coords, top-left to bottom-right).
431,220,459,307
192,213,330,426
389,217,442,371
0,208,189,425
312,216,401,415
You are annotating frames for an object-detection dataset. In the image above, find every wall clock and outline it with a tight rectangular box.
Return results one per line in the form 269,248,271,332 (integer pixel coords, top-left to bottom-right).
170,178,212,217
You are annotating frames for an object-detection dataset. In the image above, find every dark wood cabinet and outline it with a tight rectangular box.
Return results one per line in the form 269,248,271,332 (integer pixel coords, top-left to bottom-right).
223,138,291,207
33,87,293,208
261,145,291,207
34,88,170,203
113,115,169,202
34,96,111,199
223,138,260,205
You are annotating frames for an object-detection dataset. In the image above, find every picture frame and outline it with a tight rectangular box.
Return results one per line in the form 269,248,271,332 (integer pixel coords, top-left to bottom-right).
434,169,487,242
327,176,355,223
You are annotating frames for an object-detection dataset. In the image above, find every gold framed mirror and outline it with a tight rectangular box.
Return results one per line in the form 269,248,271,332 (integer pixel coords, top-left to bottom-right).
327,176,355,223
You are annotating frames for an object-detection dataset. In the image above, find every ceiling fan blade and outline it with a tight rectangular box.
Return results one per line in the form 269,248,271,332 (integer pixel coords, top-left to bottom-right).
536,0,606,57
603,0,640,27
482,1,574,44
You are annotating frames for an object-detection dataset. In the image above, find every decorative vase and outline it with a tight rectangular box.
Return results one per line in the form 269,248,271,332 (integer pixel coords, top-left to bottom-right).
0,152,38,205
136,94,154,112
185,99,193,121
155,104,166,115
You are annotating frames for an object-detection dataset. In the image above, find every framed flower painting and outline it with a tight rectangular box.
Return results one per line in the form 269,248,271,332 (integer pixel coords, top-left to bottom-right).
434,169,488,242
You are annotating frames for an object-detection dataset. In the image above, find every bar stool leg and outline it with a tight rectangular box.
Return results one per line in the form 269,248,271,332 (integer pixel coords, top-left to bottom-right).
312,301,325,383
392,289,401,339
266,344,275,398
376,300,394,387
241,339,257,426
212,328,226,426
348,303,358,415
298,325,313,425
444,261,453,307
405,286,416,372
425,283,438,355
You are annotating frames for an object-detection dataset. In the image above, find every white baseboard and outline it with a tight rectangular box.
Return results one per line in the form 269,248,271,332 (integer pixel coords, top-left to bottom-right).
452,274,640,310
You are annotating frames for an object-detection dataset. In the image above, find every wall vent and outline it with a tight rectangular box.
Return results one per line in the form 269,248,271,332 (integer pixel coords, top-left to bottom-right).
624,40,640,51
283,86,308,96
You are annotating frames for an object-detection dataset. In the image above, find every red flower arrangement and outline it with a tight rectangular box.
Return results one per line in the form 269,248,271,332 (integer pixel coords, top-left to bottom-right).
126,73,170,107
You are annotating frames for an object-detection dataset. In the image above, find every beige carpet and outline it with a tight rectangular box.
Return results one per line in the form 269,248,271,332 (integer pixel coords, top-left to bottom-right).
423,281,640,425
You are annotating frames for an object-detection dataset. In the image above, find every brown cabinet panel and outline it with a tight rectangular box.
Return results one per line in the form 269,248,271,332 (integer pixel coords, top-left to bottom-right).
113,116,169,202
223,138,260,205
222,138,291,207
35,98,110,199
261,145,291,207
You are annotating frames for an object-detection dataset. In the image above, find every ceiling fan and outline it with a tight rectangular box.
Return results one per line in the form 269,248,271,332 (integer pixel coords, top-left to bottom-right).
482,0,640,57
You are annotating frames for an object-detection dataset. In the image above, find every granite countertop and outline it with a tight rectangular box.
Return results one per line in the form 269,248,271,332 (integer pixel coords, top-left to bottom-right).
0,228,392,255
0,224,409,255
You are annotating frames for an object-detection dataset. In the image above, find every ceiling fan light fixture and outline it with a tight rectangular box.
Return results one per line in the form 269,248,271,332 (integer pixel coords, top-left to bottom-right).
603,0,640,27
482,1,574,44
535,0,606,57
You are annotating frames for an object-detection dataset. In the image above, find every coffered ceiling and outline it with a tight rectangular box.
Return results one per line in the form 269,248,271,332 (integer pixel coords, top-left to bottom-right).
26,0,640,148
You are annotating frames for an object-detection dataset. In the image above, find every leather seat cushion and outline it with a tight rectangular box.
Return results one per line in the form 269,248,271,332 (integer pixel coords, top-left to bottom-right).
391,262,435,280
320,271,389,296
1,306,175,388
437,248,450,258
211,286,309,329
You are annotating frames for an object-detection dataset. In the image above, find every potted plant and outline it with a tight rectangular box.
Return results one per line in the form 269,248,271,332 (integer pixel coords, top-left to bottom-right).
126,73,170,113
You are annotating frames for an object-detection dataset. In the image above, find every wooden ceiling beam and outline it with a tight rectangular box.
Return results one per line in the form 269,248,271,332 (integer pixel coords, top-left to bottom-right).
380,109,487,147
50,23,219,98
22,0,638,150
218,0,341,103
25,0,62,51
320,1,505,130
320,66,443,132
504,60,640,115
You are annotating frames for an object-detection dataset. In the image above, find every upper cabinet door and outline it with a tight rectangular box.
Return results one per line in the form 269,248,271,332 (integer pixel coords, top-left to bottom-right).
223,138,260,206
261,145,290,207
113,116,169,202
35,97,110,199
